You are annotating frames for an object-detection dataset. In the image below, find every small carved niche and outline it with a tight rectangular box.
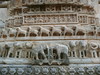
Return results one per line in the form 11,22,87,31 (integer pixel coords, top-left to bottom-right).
44,48,48,59
16,51,20,58
9,34,15,37
53,49,58,59
77,31,85,36
18,33,25,37
65,32,73,36
38,52,44,60
30,33,37,37
2,35,7,38
97,32,100,36
9,53,13,58
61,53,66,59
97,51,100,57
87,32,94,36
41,32,48,37
53,32,60,36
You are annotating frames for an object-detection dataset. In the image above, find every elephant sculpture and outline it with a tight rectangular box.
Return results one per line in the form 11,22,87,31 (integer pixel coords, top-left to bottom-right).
52,44,68,60
32,44,48,60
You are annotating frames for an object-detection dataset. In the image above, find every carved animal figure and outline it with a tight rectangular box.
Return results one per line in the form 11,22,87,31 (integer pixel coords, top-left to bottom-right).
86,26,96,36
1,28,8,38
24,42,33,49
50,26,62,36
32,44,48,60
69,41,77,51
16,27,27,37
28,27,38,37
75,26,86,36
78,40,87,50
52,44,68,60
39,26,50,36
61,26,73,36
14,42,24,49
8,28,17,37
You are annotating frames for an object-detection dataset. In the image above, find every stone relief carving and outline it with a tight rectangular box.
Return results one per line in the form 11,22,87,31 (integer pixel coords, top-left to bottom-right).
77,67,85,75
1,25,100,39
0,66,99,75
34,67,41,75
9,68,16,75
16,27,27,37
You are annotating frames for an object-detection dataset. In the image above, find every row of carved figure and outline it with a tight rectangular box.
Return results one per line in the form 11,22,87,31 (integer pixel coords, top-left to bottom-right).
9,4,95,16
0,66,100,75
0,26,100,38
0,41,100,59
7,14,96,26
9,0,93,7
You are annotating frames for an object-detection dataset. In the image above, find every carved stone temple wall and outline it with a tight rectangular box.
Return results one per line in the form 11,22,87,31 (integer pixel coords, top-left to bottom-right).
0,0,100,75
